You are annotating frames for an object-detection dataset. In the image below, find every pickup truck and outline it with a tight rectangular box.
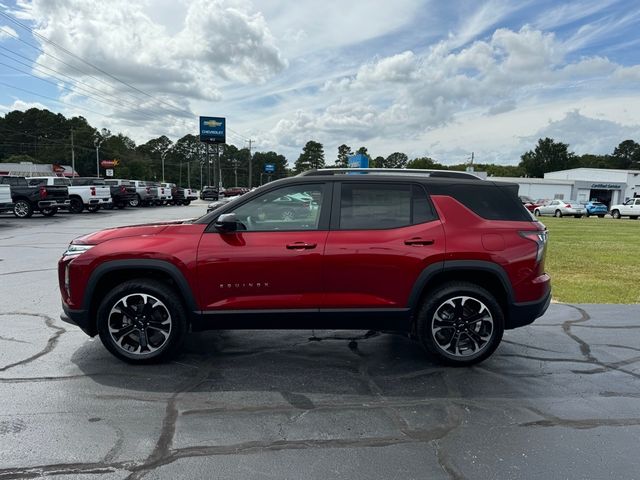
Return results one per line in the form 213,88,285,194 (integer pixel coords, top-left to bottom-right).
103,179,137,209
149,181,172,205
0,184,13,214
160,183,196,205
610,198,640,219
28,177,111,213
129,180,157,207
0,176,70,218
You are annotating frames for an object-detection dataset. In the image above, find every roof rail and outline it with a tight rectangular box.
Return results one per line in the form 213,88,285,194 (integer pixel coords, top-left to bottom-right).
298,168,482,180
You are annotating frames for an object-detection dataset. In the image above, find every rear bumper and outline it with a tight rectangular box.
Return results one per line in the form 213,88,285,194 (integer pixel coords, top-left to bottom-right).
61,303,94,336
507,288,551,329
38,199,71,208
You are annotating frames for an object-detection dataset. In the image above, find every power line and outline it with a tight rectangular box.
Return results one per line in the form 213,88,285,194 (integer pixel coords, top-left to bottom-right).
0,10,194,119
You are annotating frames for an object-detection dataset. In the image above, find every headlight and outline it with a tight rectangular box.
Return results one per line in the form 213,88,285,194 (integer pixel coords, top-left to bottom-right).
63,244,94,257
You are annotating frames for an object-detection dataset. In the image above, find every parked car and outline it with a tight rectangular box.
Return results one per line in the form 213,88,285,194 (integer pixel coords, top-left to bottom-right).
160,182,192,206
148,181,172,205
28,176,111,213
584,201,608,218
533,199,585,218
222,186,250,197
200,186,219,201
69,177,114,211
0,184,13,214
104,179,137,209
519,195,540,213
59,168,550,366
129,180,157,207
206,196,235,213
184,187,198,204
0,175,70,218
609,198,640,219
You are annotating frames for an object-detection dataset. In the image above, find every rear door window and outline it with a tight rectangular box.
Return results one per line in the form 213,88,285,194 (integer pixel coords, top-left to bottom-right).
338,183,436,230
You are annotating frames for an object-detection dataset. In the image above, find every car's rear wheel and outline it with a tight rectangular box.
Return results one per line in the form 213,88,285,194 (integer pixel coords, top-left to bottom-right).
554,210,562,218
612,210,621,219
183,200,191,206
129,195,141,207
13,199,33,218
41,207,57,217
69,197,84,214
416,282,504,366
97,280,187,363
87,205,100,213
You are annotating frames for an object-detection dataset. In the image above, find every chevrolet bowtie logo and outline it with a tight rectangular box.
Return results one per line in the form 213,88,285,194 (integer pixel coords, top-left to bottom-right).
204,119,223,127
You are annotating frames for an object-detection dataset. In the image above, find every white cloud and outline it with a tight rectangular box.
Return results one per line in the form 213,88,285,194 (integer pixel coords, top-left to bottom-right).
0,24,17,40
0,99,47,112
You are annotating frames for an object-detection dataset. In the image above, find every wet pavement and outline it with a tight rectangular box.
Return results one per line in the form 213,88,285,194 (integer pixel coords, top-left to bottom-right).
1,205,639,479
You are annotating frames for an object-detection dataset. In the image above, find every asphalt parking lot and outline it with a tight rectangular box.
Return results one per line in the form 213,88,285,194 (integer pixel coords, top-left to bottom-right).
1,203,639,479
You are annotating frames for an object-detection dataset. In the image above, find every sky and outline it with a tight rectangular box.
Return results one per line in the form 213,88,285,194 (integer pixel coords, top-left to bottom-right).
0,0,639,166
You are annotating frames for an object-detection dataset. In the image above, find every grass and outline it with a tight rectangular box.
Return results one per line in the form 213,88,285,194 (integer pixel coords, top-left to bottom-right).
541,216,640,303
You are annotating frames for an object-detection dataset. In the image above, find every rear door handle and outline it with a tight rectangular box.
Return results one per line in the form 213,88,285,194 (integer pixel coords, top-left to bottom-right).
286,242,317,250
404,238,435,246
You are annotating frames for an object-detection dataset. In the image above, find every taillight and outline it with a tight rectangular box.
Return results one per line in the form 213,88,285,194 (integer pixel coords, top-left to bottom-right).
39,186,47,199
120,185,126,193
90,187,96,196
519,230,548,264
565,204,571,208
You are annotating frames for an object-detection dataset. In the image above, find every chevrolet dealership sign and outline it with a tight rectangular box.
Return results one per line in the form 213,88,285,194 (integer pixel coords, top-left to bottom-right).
199,116,226,144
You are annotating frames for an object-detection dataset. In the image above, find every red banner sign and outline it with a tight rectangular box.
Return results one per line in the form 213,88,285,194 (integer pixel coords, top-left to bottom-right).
100,160,117,168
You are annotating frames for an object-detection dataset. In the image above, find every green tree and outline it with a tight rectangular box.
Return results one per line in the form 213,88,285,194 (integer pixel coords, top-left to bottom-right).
381,152,408,169
612,140,640,169
253,151,288,185
407,157,441,169
371,156,384,168
294,140,325,173
519,138,578,178
335,144,353,167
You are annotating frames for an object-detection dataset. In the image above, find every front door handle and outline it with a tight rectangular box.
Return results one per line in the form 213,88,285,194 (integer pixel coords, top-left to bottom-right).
404,238,435,246
286,242,317,250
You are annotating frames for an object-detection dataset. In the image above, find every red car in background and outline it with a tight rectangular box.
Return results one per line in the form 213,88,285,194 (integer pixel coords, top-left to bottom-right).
519,195,541,213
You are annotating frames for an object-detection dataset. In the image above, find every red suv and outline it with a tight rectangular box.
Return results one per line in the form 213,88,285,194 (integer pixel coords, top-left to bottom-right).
59,169,550,366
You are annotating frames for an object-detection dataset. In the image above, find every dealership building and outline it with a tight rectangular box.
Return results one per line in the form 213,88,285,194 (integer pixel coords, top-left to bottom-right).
493,168,640,206
0,162,78,177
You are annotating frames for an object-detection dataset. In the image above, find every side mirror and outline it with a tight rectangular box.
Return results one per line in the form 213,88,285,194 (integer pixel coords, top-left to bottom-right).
214,213,238,232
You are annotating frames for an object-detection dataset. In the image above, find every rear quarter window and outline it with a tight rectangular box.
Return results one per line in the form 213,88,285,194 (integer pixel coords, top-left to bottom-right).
432,183,531,221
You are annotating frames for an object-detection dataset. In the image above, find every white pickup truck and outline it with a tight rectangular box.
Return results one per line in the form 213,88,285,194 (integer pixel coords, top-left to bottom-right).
609,198,640,219
0,184,13,214
28,176,111,213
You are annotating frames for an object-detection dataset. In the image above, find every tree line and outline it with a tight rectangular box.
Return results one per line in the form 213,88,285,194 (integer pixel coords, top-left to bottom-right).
1,108,639,188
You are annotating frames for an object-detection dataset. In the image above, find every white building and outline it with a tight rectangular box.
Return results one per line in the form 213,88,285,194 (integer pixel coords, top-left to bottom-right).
0,162,78,177
544,168,640,205
492,168,640,206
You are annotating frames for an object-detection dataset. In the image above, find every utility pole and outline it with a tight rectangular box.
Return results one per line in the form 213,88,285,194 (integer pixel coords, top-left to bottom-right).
94,137,103,177
217,144,223,189
247,139,253,188
206,143,210,187
187,160,191,189
70,129,75,184
161,151,166,183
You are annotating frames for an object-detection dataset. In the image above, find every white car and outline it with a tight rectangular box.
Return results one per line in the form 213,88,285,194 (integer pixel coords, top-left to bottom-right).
534,199,585,218
609,198,640,219
0,184,13,214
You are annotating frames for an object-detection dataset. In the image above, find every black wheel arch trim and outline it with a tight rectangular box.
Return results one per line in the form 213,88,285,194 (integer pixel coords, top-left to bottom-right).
408,260,516,311
82,259,199,314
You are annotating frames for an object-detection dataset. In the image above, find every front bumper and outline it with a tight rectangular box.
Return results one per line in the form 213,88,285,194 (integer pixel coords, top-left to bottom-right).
61,303,94,336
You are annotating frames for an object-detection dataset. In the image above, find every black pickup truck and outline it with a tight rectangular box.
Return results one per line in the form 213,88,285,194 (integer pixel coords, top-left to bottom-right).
103,179,137,209
0,176,70,218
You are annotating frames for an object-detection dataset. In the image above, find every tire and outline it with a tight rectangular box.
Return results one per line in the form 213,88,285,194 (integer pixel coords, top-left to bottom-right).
69,197,84,214
116,203,126,210
554,210,562,218
41,207,58,217
183,200,191,206
632,216,638,220
585,212,590,217
104,203,114,210
533,209,541,217
87,205,100,213
13,199,33,218
597,215,605,218
574,215,582,218
96,279,187,364
612,210,621,219
416,281,504,366
129,195,141,208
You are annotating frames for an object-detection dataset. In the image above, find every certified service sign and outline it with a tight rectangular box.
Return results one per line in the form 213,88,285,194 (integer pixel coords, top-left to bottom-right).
199,116,226,144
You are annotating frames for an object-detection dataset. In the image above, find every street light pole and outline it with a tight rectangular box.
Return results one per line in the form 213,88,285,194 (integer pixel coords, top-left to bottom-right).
94,137,103,177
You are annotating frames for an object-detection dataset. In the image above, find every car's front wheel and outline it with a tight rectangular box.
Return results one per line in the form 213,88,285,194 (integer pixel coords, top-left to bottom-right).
97,280,187,363
554,210,562,218
416,282,504,366
612,210,621,219
13,199,33,218
533,209,541,217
